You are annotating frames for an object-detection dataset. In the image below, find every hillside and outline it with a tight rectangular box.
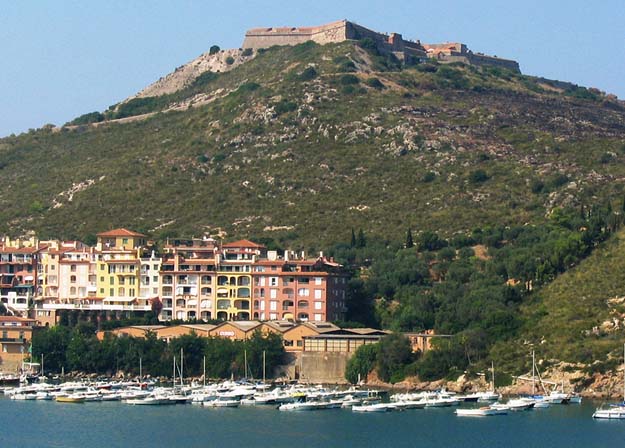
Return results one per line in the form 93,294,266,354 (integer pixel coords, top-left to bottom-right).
0,40,624,250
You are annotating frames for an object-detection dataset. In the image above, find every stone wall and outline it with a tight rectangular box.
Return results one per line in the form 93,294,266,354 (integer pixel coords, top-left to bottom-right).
242,19,519,72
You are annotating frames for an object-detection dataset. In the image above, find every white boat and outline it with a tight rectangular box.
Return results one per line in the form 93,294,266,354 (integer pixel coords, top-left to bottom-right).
278,401,320,411
204,399,240,408
490,398,536,412
593,344,625,420
352,403,395,413
126,396,174,405
593,405,625,420
568,395,582,404
456,406,508,416
11,393,37,400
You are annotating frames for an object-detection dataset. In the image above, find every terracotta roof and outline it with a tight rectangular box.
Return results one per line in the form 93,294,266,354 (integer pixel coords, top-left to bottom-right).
0,247,39,254
97,228,146,238
222,239,265,249
0,316,36,322
215,320,261,332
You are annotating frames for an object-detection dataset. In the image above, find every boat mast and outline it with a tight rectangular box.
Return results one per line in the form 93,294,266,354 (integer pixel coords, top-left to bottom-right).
173,356,176,388
139,357,142,383
623,343,624,403
491,361,495,392
244,349,248,379
180,348,184,386
203,355,206,387
41,353,44,378
532,350,536,395
262,350,266,384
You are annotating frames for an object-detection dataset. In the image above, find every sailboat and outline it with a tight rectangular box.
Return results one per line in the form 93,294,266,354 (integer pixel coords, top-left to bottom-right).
593,344,625,419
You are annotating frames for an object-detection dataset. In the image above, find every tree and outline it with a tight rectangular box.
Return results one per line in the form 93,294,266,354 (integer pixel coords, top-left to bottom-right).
376,333,414,383
345,343,379,384
405,228,414,248
357,229,366,248
350,228,356,248
209,45,220,55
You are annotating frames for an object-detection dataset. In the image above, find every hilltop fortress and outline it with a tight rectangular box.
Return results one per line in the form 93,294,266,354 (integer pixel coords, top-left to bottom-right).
243,19,520,72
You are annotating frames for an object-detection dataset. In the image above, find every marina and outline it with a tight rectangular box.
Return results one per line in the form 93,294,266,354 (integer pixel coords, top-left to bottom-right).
1,387,624,448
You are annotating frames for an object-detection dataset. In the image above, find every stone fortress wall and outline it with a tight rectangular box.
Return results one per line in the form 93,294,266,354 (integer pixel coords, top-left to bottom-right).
242,19,520,72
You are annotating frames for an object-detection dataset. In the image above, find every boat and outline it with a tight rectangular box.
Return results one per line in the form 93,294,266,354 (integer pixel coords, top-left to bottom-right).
56,395,85,403
593,344,625,419
456,406,508,416
204,399,240,408
352,403,394,413
491,398,534,412
126,396,174,405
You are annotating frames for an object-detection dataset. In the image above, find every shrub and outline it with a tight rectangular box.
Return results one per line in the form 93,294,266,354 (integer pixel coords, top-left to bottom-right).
274,100,297,115
339,74,360,85
422,171,436,183
358,37,378,54
209,45,220,55
366,77,385,89
468,169,490,184
67,111,104,126
225,56,235,65
241,48,253,57
299,66,318,81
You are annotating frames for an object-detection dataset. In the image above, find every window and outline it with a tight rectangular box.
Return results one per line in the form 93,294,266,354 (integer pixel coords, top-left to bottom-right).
100,264,105,270
70,264,77,272
122,238,129,245
129,288,135,297
153,276,158,283
109,288,114,297
109,277,114,285
314,301,323,310
314,313,323,321
153,264,159,271
269,277,278,286
100,288,104,294
70,287,76,295
297,288,309,297
314,289,322,299
314,277,323,285
270,301,277,311
270,289,277,299
70,275,76,283
129,277,135,285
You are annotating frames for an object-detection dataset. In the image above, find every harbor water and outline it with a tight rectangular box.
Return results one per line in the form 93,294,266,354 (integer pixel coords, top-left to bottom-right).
2,396,625,447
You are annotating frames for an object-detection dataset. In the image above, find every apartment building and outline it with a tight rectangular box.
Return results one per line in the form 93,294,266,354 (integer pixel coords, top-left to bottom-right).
252,252,347,322
0,237,40,315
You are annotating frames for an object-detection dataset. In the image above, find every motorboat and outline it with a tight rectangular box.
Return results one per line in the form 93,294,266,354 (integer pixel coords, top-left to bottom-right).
593,404,625,419
352,403,394,413
126,396,174,405
456,406,508,416
204,399,240,408
56,395,85,403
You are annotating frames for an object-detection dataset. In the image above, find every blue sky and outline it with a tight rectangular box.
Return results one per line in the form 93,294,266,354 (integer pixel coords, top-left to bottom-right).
1,0,623,137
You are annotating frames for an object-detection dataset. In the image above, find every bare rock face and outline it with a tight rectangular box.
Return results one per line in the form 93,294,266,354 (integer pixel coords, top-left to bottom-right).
130,48,255,99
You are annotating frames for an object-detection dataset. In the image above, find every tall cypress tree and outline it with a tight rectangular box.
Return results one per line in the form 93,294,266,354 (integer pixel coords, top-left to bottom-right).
357,229,366,248
405,228,414,248
350,228,356,248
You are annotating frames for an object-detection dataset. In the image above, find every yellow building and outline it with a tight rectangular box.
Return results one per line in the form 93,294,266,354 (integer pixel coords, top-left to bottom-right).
95,229,151,313
215,240,265,320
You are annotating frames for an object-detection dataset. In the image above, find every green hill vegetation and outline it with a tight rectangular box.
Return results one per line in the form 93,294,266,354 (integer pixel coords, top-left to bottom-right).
3,40,625,382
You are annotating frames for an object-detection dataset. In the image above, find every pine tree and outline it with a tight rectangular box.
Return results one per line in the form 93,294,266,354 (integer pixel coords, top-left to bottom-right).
350,228,356,248
405,228,414,248
357,229,366,248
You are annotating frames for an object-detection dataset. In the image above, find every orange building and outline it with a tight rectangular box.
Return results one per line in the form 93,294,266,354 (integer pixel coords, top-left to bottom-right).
0,315,38,372
208,321,261,340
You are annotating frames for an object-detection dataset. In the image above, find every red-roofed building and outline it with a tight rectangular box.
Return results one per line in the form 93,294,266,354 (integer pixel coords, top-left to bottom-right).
0,315,38,372
252,251,347,322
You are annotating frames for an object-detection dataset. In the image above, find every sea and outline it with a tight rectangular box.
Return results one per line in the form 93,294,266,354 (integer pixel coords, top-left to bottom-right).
2,396,625,448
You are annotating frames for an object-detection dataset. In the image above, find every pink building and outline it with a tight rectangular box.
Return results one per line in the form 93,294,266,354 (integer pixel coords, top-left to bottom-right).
252,255,347,322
